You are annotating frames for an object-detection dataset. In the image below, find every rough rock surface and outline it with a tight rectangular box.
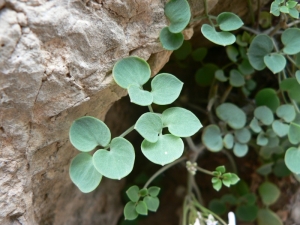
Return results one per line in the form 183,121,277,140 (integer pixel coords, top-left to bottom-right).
0,0,275,224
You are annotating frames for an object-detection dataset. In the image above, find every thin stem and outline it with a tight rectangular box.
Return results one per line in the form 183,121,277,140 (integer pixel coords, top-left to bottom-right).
222,150,237,174
119,124,135,137
185,137,200,152
287,20,300,27
292,100,300,113
287,55,300,69
247,0,255,26
240,25,260,35
192,176,204,205
220,85,233,103
196,166,214,176
182,196,189,225
143,156,186,188
148,105,154,112
203,0,214,27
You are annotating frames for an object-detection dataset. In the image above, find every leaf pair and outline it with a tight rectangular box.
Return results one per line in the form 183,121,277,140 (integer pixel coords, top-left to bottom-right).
270,0,299,19
69,117,135,192
113,57,183,106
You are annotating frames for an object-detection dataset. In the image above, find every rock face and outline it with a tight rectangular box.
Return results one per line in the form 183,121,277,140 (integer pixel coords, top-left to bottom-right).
0,0,271,224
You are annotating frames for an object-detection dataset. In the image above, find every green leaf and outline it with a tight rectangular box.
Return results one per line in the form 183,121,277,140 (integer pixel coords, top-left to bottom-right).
215,69,228,82
273,159,291,177
248,34,273,70
260,146,284,159
257,209,283,225
282,28,300,55
208,199,226,215
272,120,289,137
202,125,223,152
276,104,296,122
217,12,244,31
126,186,140,202
192,47,207,61
254,106,274,125
234,127,251,144
256,162,274,176
141,134,184,165
255,88,280,112
128,85,153,106
201,24,236,46
164,0,191,33
275,0,284,4
270,2,280,16
139,188,148,197
236,35,248,47
287,0,298,8
173,41,192,60
226,45,239,62
136,201,148,215
263,53,286,74
223,133,234,149
229,173,240,185
238,59,255,75
216,165,226,173
280,5,290,13
216,103,246,129
93,137,135,180
250,117,262,133
124,202,138,220
258,181,280,206
280,78,300,102
285,147,300,173
236,205,258,222
162,107,202,137
144,196,160,212
288,122,300,144
288,7,299,18
148,187,161,197
113,56,151,89
229,69,245,87
233,143,248,157
195,63,219,86
257,132,268,146
69,116,111,152
296,70,300,84
221,194,237,205
69,153,102,193
151,73,183,105
239,193,257,205
245,79,257,91
159,27,184,51
135,113,163,143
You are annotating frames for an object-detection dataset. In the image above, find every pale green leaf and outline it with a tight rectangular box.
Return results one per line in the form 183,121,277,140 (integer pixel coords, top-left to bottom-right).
276,104,296,122
280,5,289,13
285,147,300,174
144,196,160,212
238,59,255,75
159,27,184,51
217,12,244,31
256,162,274,176
289,7,299,19
202,125,223,152
215,69,228,82
141,134,184,165
234,127,251,144
296,70,300,84
270,2,280,16
289,122,300,144
124,202,138,220
257,132,268,146
128,85,153,106
226,45,239,62
69,153,102,193
216,103,246,129
136,201,148,215
113,56,151,89
287,0,298,8
212,179,223,191
254,106,274,125
263,53,286,74
258,182,280,206
151,73,183,105
201,24,236,46
126,185,140,202
223,133,234,149
255,88,280,112
236,205,258,222
282,28,300,55
233,142,248,157
69,116,111,152
230,173,240,185
148,187,161,197
162,107,202,137
229,69,245,87
250,117,262,133
216,165,226,173
93,137,135,180
257,209,283,225
195,63,219,86
272,120,289,137
192,47,207,61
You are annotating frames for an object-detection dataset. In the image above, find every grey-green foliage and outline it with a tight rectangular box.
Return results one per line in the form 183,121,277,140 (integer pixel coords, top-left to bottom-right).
270,0,299,19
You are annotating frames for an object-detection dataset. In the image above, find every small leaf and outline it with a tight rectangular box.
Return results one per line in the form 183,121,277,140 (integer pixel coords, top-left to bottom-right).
280,78,300,102
128,85,153,106
151,73,183,105
288,122,300,144
173,41,192,60
93,137,135,180
256,162,274,176
148,187,161,197
280,5,290,13
254,106,274,125
257,132,268,146
195,63,219,86
201,24,235,46
209,199,226,215
164,0,191,33
255,88,280,112
162,107,202,137
141,134,184,165
260,146,283,159
288,7,299,19
239,193,257,205
250,117,262,133
233,143,248,157
113,56,151,89
216,103,246,129
234,127,251,144
287,0,298,8
229,69,245,87
139,188,148,197
285,147,300,174
263,53,286,74
282,28,300,55
216,165,226,173
159,27,184,51
273,159,291,177
296,70,300,84
276,104,296,122
223,133,234,149
272,120,289,137
226,45,239,62
144,196,160,212
69,153,102,193
221,194,237,205
217,12,244,31
136,201,148,215
236,205,258,222
212,179,223,191
258,182,280,206
229,173,240,185
70,116,111,152
215,69,228,82
126,186,140,202
257,209,283,225
270,2,280,16
202,125,223,152
248,34,273,70
245,79,257,91
124,202,138,220
238,59,255,75
192,47,207,61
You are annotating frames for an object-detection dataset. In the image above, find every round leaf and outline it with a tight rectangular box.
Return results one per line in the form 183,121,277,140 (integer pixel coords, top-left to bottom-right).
215,69,228,82
285,147,300,174
248,34,273,70
113,56,151,89
195,63,219,86
236,205,258,222
217,12,244,31
229,69,245,87
257,132,268,146
192,47,207,61
263,53,286,74
141,134,184,165
126,186,140,202
288,122,300,144
162,107,202,137
254,106,274,125
234,127,251,144
144,196,160,212
250,117,262,133
128,85,153,106
93,137,135,180
255,88,280,112
276,104,296,122
69,153,102,193
201,24,236,46
164,0,191,33
159,27,184,51
151,73,183,105
216,103,246,129
226,45,239,62
136,201,148,215
124,201,138,220
257,209,283,225
238,59,255,75
202,125,223,152
209,199,226,215
258,182,280,206
69,116,111,152
272,120,289,137
233,142,248,157
281,28,300,55
223,133,234,149
256,162,274,176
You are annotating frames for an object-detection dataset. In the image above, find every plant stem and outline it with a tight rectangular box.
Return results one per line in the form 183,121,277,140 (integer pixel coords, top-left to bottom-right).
148,105,154,112
222,150,237,174
192,176,204,205
220,85,233,103
119,124,135,137
287,55,300,69
287,20,300,27
196,166,214,176
185,137,200,152
240,25,260,35
203,0,214,27
143,156,187,188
